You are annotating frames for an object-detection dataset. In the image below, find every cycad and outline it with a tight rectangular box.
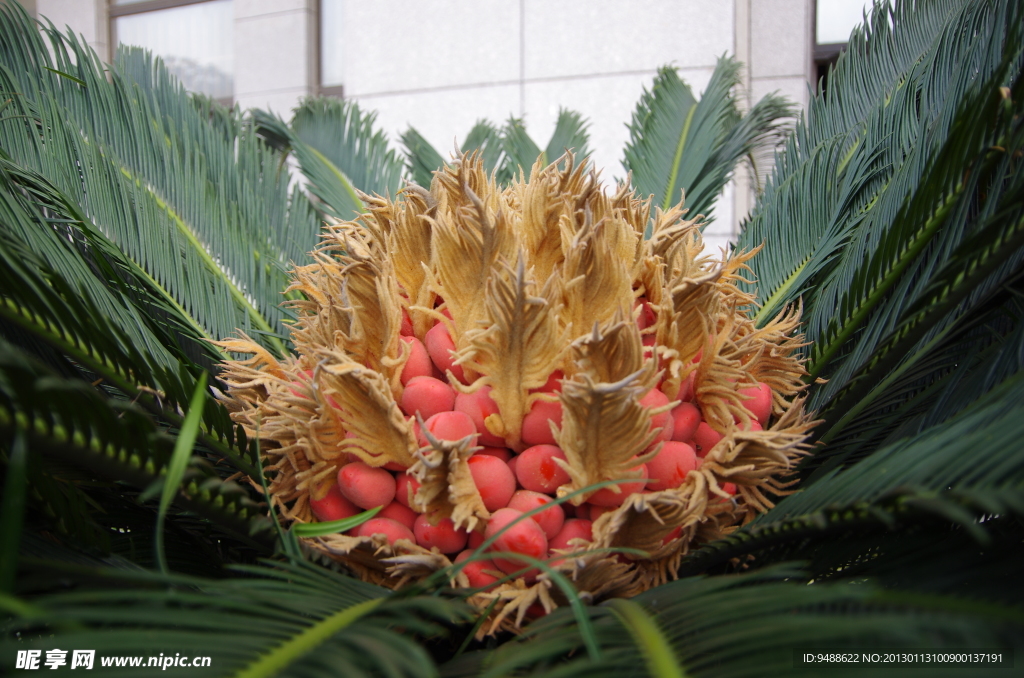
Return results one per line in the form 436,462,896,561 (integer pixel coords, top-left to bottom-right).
215,152,814,629
1,0,1023,676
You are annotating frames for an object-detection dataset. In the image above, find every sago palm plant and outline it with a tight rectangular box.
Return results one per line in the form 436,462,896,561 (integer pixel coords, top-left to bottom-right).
1,1,1022,676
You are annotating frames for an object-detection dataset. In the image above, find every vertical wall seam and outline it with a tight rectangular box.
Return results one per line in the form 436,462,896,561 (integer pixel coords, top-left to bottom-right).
519,0,525,118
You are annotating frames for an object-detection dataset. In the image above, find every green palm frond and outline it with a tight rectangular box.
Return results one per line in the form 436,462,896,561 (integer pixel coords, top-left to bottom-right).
623,58,793,223
739,0,965,320
402,112,589,189
2,557,470,678
256,97,405,221
401,127,448,188
0,342,272,552
403,120,506,188
0,8,318,355
455,564,1020,678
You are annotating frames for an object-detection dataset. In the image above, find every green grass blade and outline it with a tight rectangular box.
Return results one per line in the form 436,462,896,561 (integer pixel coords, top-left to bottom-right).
607,598,687,678
154,373,207,575
232,597,385,678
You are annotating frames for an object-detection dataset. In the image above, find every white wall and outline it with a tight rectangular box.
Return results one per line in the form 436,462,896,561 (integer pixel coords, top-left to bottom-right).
29,0,816,246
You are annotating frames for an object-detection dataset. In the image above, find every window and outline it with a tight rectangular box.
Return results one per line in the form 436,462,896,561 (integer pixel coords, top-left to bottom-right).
319,0,343,97
814,0,871,93
110,0,234,102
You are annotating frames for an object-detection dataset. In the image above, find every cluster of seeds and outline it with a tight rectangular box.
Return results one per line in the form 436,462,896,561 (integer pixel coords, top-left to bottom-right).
217,153,816,629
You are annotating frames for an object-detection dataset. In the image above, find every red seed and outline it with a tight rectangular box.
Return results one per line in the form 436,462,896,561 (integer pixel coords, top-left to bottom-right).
587,504,613,521
507,454,520,483
588,464,649,507
670,402,701,442
531,369,564,394
352,517,415,545
507,490,565,538
414,514,467,554
485,508,548,577
476,446,512,462
515,444,571,494
634,297,657,330
521,399,562,446
639,389,674,443
378,501,417,529
400,308,414,336
309,483,360,522
549,518,593,553
737,382,772,426
399,336,433,385
662,525,683,544
337,462,396,509
424,322,466,383
395,473,421,509
693,422,723,457
645,441,698,491
467,454,516,511
420,410,477,446
467,529,485,549
454,550,501,590
400,376,455,420
454,387,504,446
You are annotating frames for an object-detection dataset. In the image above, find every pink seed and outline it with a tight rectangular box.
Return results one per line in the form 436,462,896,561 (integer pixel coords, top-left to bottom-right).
515,444,571,494
476,446,512,462
645,441,698,491
485,508,548,578
588,464,649,507
399,336,433,385
670,402,701,442
737,382,772,426
454,387,504,446
309,483,360,522
400,375,455,420
467,454,516,511
662,525,683,544
693,422,723,457
395,473,421,509
531,369,564,394
413,514,468,554
639,389,674,443
420,410,477,446
424,322,466,384
337,462,396,510
507,490,565,538
521,399,562,446
454,550,501,590
352,517,415,545
549,518,593,553
378,500,418,529
400,308,414,336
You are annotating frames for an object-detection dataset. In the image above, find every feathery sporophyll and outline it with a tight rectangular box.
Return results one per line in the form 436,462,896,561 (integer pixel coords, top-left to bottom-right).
217,152,817,631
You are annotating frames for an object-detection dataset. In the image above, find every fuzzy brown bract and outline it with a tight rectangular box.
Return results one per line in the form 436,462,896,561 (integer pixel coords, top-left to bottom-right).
216,152,817,633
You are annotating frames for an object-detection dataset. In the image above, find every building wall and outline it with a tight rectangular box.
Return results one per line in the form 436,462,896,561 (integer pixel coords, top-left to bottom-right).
27,0,816,250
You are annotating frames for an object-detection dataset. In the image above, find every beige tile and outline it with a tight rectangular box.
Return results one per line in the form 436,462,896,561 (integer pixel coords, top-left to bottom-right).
523,0,732,79
235,87,307,118
235,10,311,97
353,84,521,160
342,0,520,96
752,75,810,112
749,0,812,78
